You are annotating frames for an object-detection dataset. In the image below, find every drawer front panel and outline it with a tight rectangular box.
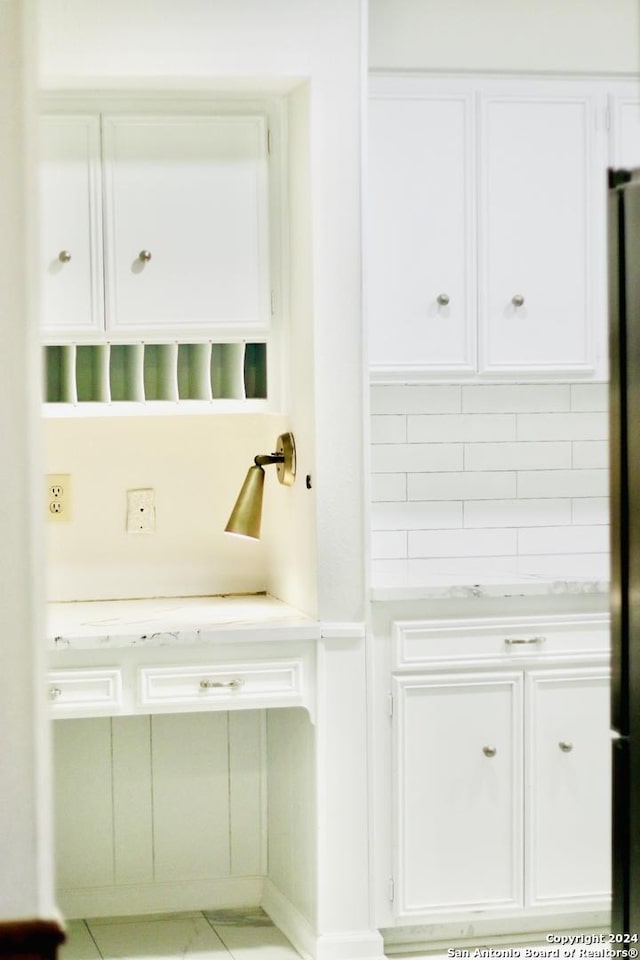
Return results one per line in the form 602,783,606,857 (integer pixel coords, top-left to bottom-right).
393,615,609,669
138,660,303,711
48,668,123,715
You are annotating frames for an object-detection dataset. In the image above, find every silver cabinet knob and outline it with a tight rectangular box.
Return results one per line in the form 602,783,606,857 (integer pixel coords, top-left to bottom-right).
482,745,497,758
138,250,152,262
49,687,62,700
511,294,525,307
199,678,244,690
58,250,72,263
436,293,450,306
559,741,573,753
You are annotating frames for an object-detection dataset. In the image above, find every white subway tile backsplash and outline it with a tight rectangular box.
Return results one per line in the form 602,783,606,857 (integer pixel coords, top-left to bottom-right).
409,527,518,559
462,384,571,413
370,381,611,587
517,412,608,441
408,414,516,443
371,415,407,444
372,501,462,531
371,384,461,415
571,383,608,411
464,441,571,471
517,468,608,499
370,558,411,588
572,497,610,525
464,498,571,528
371,473,407,502
572,441,609,469
409,471,517,501
372,443,462,473
371,531,408,559
517,553,610,579
517,525,610,555
403,556,522,580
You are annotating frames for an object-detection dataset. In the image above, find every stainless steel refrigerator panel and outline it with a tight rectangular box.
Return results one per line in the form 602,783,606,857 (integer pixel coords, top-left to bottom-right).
608,168,640,933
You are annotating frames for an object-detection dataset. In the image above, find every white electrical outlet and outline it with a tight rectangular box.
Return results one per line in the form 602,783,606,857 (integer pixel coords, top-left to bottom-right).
126,488,156,534
46,473,72,522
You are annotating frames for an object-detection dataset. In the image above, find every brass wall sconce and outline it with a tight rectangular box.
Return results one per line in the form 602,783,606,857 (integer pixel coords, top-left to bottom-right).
225,432,296,540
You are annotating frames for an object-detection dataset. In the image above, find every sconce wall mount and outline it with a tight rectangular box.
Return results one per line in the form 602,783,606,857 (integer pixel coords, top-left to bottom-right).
225,432,296,540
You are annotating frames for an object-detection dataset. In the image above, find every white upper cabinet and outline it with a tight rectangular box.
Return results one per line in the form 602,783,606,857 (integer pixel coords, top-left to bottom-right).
40,115,104,336
40,100,275,343
368,85,475,375
609,82,640,168
102,115,270,336
367,74,611,381
479,86,598,375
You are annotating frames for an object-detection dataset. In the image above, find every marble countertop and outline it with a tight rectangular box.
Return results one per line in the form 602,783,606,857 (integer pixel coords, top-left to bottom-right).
370,574,610,603
47,593,320,649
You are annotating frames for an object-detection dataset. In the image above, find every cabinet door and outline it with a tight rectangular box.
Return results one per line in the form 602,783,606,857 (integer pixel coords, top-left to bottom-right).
40,115,104,336
526,667,611,906
368,90,475,377
392,671,523,920
610,92,640,168
479,89,597,374
102,115,270,335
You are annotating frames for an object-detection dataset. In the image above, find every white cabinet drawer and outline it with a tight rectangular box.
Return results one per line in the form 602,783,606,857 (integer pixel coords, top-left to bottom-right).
48,668,123,716
138,660,304,712
393,614,610,670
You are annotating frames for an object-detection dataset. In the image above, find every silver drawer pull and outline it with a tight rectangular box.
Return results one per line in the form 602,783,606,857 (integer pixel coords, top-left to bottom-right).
49,686,62,700
504,636,546,646
199,678,245,691
559,741,573,753
483,745,497,758
436,292,450,306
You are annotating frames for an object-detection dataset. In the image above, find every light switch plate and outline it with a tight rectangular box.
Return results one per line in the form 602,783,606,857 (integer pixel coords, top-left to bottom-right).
126,488,156,533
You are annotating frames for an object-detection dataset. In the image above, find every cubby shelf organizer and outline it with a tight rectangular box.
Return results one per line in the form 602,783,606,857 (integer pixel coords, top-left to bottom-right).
44,341,268,407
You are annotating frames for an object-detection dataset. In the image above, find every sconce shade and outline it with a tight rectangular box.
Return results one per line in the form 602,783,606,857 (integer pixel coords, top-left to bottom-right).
224,432,296,540
224,465,265,540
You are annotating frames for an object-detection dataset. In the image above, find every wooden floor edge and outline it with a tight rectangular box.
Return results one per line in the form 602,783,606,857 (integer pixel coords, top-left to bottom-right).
0,918,66,958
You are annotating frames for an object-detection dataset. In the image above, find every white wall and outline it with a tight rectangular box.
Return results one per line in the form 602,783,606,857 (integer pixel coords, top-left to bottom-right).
44,413,295,603
0,0,56,923
369,0,639,74
264,84,319,618
38,0,366,625
54,712,265,918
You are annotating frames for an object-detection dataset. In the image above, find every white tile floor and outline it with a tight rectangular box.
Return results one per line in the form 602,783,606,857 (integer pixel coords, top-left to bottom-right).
59,908,302,960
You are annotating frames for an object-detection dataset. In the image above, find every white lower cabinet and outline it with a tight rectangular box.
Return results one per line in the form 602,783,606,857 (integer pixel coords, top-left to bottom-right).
387,614,611,929
527,668,611,906
393,671,523,917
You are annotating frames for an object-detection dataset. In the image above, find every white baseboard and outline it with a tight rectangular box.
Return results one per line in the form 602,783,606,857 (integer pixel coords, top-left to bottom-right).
58,876,265,920
262,877,317,960
262,878,385,960
382,909,611,954
314,931,387,960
